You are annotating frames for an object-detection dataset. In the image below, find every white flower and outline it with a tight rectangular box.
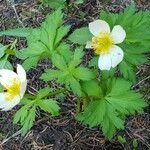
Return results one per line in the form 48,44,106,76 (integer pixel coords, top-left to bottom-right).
0,64,27,111
86,20,126,70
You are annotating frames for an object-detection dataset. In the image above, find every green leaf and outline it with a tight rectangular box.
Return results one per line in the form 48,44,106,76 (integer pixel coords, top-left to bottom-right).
0,28,32,37
69,47,84,68
13,104,36,136
133,139,138,148
89,56,98,67
117,136,126,144
20,42,47,58
119,61,136,82
0,55,13,70
36,87,52,99
106,78,148,115
73,67,95,80
19,41,49,70
77,78,147,139
69,27,92,45
22,56,40,71
13,105,28,124
43,0,66,9
52,54,67,70
0,45,8,58
37,99,60,116
77,99,106,128
82,80,102,97
26,29,41,45
54,25,70,45
56,43,73,63
68,77,82,96
41,9,63,51
21,105,36,136
16,9,69,71
101,103,124,139
41,69,62,81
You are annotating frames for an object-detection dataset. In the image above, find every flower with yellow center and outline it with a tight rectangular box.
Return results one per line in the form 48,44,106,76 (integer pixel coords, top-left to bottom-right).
86,20,126,70
0,64,27,111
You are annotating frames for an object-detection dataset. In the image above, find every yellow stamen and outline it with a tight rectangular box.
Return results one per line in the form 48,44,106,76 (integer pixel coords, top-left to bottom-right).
92,32,114,54
4,78,21,101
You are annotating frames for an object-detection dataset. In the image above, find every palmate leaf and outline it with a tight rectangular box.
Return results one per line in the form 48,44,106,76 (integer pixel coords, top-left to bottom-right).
0,28,32,37
13,104,36,136
21,105,36,136
81,80,102,97
100,5,150,81
73,67,95,81
69,47,84,69
36,87,52,99
14,9,71,70
37,99,60,116
77,78,147,139
69,27,92,45
13,87,60,136
41,47,95,96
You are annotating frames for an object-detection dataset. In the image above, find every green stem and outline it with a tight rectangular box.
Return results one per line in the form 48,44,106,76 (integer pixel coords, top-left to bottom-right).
76,98,81,114
83,97,87,110
44,88,68,98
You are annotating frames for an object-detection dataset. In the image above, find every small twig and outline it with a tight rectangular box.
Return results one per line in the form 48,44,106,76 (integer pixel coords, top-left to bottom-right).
7,0,24,27
133,76,150,88
1,130,21,145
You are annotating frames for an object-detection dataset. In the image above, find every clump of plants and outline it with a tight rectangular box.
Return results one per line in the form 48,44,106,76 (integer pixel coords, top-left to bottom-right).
0,5,149,139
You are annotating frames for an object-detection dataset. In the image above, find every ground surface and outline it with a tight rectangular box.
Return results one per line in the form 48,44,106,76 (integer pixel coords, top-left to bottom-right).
0,0,150,150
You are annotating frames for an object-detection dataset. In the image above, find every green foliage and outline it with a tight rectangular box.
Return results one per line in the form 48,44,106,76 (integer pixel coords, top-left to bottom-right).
0,28,32,37
77,78,147,139
81,80,102,97
100,5,150,81
13,87,60,135
0,41,17,70
15,9,70,70
117,136,126,144
43,0,66,9
69,27,92,45
41,47,95,96
42,0,85,9
1,4,149,141
133,139,138,149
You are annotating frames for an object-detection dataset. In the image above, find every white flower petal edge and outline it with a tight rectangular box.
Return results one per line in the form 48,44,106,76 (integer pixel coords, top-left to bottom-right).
111,25,126,44
98,54,112,70
0,64,27,111
0,93,20,111
17,64,26,83
85,41,92,49
17,64,27,98
110,45,124,68
0,70,18,87
89,20,110,36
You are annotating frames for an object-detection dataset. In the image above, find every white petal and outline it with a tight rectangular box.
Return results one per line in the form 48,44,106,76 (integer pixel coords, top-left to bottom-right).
110,45,124,68
89,20,110,36
111,25,126,44
20,81,27,99
17,64,26,83
98,54,111,70
0,93,20,111
17,64,27,98
85,41,92,49
0,69,18,87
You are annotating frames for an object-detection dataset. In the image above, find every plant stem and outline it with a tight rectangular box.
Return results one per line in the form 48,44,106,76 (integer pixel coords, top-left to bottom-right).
76,98,81,114
45,88,68,98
